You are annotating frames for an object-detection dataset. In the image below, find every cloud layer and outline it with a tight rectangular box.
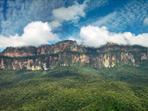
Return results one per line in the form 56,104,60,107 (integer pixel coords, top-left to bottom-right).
79,25,148,47
0,21,58,48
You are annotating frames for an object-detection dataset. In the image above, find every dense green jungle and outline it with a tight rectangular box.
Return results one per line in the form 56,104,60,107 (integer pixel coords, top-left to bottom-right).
0,62,148,111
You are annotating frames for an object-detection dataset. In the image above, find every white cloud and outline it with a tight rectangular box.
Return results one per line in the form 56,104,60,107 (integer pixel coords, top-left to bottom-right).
52,3,86,21
51,2,87,29
144,17,148,25
0,21,59,48
79,25,148,47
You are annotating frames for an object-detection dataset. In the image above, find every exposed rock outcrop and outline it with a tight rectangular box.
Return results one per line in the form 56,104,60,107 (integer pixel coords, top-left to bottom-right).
0,40,147,70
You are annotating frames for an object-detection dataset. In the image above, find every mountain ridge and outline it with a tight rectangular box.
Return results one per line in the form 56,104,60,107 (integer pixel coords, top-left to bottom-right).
0,40,147,70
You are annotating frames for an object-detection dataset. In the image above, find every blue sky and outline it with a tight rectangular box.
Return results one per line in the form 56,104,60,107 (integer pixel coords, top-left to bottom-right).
0,0,148,48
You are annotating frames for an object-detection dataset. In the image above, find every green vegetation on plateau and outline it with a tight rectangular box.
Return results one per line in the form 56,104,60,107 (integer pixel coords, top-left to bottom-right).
0,63,148,111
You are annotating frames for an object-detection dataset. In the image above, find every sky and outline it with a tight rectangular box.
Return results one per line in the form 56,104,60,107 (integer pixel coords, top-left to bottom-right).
0,0,148,48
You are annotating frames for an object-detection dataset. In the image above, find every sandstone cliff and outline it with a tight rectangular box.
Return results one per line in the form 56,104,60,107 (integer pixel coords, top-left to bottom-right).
0,40,147,70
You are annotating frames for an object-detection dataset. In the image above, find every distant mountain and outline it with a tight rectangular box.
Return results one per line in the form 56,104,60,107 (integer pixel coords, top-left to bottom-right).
0,40,147,70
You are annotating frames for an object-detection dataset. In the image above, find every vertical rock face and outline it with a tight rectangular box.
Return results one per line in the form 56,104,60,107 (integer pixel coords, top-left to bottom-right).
0,40,147,70
0,59,5,69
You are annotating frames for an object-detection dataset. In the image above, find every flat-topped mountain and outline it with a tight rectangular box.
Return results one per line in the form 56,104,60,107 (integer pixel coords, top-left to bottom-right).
2,40,78,57
0,40,147,70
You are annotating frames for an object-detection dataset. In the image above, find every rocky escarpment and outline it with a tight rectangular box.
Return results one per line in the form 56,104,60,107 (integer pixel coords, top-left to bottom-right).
0,40,147,70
